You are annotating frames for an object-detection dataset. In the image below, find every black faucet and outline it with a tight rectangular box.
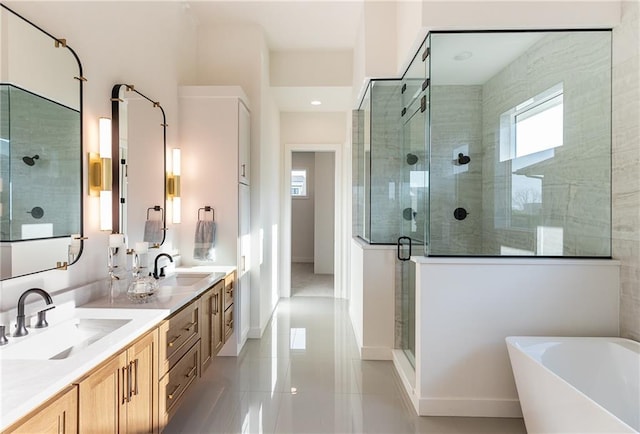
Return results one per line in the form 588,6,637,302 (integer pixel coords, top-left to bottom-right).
13,288,55,337
153,253,174,279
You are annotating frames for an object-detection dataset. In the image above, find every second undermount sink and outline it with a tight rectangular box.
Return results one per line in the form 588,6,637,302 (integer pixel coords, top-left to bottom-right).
0,317,131,360
159,272,210,287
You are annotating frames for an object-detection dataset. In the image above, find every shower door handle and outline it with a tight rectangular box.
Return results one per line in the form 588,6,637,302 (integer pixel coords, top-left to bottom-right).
397,236,412,261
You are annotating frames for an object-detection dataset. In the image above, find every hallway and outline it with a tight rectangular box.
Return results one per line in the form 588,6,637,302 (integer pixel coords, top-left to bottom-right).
291,262,334,297
164,297,526,433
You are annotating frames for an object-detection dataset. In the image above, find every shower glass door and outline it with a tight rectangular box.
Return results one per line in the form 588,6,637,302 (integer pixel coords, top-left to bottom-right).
396,36,430,367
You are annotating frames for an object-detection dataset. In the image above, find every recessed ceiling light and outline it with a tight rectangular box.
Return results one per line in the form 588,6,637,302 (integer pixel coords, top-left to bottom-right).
454,51,473,61
311,100,322,106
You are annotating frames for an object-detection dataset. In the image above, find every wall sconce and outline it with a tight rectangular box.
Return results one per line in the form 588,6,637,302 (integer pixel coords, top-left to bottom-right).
167,148,181,224
89,117,113,231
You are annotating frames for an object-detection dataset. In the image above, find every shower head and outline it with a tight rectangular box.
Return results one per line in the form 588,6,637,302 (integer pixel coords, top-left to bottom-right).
22,155,39,166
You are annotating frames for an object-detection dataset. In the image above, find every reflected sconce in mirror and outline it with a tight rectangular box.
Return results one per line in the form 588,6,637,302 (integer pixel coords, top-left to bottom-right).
89,117,113,231
167,148,181,224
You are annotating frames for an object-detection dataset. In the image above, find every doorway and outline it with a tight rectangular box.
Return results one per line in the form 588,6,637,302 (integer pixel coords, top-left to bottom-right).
290,151,334,296
282,144,343,299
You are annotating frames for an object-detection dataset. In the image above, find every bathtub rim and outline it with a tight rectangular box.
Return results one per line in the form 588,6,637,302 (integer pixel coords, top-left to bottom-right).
506,335,639,433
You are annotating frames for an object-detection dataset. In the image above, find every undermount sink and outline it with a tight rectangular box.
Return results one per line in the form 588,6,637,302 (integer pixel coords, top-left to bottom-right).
0,317,131,360
159,272,210,287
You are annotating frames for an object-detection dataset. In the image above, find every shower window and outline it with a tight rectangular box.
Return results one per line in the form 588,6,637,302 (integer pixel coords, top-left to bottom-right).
500,83,564,162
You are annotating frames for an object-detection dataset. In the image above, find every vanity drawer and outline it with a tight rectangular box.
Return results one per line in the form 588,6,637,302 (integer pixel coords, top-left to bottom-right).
159,340,200,426
224,305,234,340
158,302,200,377
224,272,235,310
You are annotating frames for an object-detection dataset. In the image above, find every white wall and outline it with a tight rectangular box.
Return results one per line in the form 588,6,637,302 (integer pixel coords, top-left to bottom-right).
350,238,396,360
0,1,196,309
270,51,352,87
291,152,315,263
194,23,281,338
314,152,335,274
410,257,620,418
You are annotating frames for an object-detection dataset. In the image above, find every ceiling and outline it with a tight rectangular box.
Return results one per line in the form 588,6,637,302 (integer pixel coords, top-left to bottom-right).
186,1,363,112
187,1,364,51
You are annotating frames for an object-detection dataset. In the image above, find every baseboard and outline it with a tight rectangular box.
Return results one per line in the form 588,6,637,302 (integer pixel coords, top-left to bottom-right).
360,346,392,360
417,397,523,418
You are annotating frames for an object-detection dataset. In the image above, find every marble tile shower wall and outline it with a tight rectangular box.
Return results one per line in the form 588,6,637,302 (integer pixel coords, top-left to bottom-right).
0,87,81,240
352,109,364,240
481,32,612,256
430,85,484,255
370,83,403,243
612,1,640,340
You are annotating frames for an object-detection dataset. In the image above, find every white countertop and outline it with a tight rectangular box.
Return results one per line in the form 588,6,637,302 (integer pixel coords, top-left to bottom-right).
0,266,235,430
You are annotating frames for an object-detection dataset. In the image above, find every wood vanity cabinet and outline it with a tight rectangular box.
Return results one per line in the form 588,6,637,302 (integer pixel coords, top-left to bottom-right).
200,280,225,371
77,329,158,434
3,385,78,434
157,300,201,431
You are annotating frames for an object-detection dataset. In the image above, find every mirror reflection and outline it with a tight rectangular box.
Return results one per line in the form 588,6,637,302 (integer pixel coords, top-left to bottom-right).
111,84,166,247
0,5,83,279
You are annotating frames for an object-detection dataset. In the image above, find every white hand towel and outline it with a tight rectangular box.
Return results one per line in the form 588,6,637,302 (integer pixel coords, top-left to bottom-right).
143,220,163,244
194,220,216,261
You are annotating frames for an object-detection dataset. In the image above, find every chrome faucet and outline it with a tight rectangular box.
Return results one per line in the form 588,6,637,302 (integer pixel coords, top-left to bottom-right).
13,288,55,337
153,253,174,279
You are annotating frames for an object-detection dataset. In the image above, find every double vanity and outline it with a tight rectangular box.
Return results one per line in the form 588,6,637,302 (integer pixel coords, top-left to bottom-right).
0,266,236,433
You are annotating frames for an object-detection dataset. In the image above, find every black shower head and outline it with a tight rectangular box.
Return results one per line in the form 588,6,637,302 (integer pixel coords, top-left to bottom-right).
22,155,39,166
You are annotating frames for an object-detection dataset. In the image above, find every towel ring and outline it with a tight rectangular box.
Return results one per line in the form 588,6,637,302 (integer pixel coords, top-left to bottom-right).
146,205,164,221
198,206,215,222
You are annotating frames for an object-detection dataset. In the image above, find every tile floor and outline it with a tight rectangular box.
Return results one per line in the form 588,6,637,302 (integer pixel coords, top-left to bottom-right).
290,262,334,297
164,296,527,433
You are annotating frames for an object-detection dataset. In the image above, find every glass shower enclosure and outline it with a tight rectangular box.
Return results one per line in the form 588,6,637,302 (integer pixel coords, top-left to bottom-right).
353,29,612,367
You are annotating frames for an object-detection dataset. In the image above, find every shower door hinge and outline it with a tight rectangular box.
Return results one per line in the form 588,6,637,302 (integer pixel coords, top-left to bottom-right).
422,79,430,91
422,47,430,62
120,198,126,204
401,83,407,94
420,95,427,112
401,107,407,117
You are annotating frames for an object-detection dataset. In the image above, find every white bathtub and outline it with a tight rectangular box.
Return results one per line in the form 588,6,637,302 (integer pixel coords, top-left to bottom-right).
506,336,639,433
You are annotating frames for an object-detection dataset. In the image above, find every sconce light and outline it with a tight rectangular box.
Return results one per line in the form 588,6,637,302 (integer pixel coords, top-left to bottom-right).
167,148,181,224
89,117,113,231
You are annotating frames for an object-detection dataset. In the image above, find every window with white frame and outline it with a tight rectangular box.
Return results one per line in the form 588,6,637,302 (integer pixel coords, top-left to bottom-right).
291,170,307,197
496,83,564,232
500,83,564,162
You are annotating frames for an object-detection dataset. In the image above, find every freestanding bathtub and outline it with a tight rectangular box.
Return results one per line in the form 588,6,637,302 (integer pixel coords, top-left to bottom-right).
506,336,639,434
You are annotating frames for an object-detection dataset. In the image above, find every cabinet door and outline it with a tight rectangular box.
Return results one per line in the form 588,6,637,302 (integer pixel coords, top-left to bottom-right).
201,281,225,372
5,385,78,434
78,352,127,434
199,287,213,371
212,282,224,354
125,330,158,434
238,101,250,185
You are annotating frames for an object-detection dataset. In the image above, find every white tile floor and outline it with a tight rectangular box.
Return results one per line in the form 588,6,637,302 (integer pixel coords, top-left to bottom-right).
164,296,527,434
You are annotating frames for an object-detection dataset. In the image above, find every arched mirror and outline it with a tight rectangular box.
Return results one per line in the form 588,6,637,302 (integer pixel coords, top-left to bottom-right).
0,5,83,279
111,84,166,247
